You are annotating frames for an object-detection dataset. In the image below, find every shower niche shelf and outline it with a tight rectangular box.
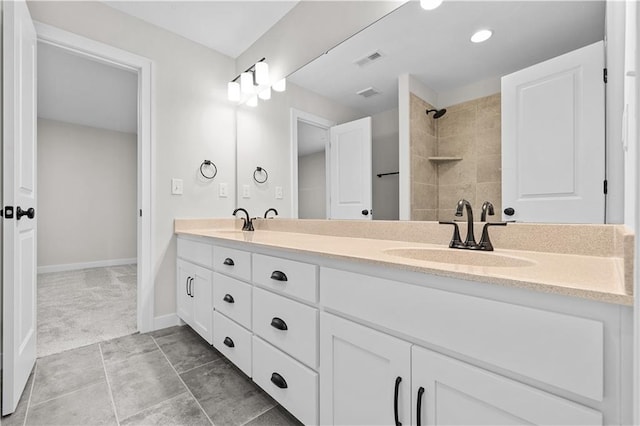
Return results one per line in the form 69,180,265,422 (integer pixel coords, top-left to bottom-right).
428,156,462,162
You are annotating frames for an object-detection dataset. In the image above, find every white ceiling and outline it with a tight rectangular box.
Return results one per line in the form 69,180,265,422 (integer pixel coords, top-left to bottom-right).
38,42,138,134
103,1,299,59
288,1,605,115
298,121,328,156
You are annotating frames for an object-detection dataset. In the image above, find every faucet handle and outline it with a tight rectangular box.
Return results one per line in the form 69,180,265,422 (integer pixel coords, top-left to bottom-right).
478,222,507,251
439,221,464,248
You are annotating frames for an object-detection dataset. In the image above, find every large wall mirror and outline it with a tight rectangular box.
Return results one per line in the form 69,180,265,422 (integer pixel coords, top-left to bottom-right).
236,0,606,223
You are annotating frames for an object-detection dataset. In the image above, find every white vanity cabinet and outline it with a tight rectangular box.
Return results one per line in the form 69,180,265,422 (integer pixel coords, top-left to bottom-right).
176,258,213,344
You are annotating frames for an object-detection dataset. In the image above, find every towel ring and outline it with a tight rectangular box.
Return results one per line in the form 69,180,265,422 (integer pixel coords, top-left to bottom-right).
200,160,217,180
253,166,268,184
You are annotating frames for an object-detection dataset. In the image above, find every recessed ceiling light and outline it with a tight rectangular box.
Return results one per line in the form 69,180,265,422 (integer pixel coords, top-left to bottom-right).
420,0,443,11
471,29,493,43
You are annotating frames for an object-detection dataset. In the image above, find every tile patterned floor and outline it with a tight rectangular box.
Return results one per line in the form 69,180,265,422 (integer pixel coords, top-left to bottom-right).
2,326,302,426
37,265,138,357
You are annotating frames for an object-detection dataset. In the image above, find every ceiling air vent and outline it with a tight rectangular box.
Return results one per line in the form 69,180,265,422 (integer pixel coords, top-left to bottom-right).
354,50,384,67
356,87,381,98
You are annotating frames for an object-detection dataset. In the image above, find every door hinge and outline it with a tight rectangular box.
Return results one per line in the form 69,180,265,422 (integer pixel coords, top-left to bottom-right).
3,206,14,219
603,68,608,83
604,179,608,194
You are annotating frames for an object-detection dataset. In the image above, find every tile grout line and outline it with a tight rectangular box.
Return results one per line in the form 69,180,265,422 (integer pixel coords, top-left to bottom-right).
21,362,38,426
98,343,121,426
150,336,216,426
24,380,105,409
177,357,225,377
240,404,278,426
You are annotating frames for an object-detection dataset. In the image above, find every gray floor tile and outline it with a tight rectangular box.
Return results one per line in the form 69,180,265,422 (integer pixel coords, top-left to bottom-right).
2,367,36,426
105,349,186,420
154,326,222,373
244,405,303,426
148,325,185,339
181,360,276,426
100,333,157,364
31,344,105,405
25,381,116,426
120,392,210,426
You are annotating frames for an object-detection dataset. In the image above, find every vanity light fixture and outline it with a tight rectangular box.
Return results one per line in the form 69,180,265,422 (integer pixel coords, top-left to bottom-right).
258,86,271,100
246,95,258,107
227,58,286,105
471,29,493,43
272,78,286,92
240,71,254,94
255,61,269,86
420,0,443,10
227,81,241,102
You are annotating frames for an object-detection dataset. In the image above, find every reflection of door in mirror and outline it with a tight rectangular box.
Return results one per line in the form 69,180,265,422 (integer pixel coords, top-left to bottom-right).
297,120,330,219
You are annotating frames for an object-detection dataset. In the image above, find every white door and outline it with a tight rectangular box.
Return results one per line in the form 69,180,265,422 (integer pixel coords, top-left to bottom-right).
320,312,411,425
190,264,213,344
2,0,38,415
329,117,372,220
176,259,193,326
501,41,605,223
412,346,602,425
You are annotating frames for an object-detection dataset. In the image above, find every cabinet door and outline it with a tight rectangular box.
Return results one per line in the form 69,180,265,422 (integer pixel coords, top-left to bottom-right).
412,346,602,426
320,312,411,425
191,263,213,344
176,259,193,325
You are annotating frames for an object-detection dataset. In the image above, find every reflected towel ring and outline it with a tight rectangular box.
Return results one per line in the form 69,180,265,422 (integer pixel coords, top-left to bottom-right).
200,160,218,180
254,166,268,184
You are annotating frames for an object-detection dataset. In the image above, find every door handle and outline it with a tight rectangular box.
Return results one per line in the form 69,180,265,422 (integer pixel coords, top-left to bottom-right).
361,209,370,216
188,277,194,298
223,294,235,304
416,386,425,426
270,372,288,389
270,317,288,331
504,207,515,216
394,376,402,426
186,277,191,296
270,270,288,282
223,257,235,266
16,206,35,220
223,337,235,348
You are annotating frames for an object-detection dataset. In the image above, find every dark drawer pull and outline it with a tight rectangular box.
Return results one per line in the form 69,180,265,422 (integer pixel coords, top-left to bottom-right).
394,376,402,426
270,270,288,282
270,372,288,389
416,386,425,426
223,257,235,266
270,317,288,331
223,294,235,304
223,337,235,348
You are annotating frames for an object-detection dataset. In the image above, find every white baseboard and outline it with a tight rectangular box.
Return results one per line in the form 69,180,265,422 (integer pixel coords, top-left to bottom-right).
38,258,137,274
153,313,183,331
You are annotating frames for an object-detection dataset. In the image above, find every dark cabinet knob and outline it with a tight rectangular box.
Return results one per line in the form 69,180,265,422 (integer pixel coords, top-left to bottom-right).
270,317,288,331
223,337,234,348
270,270,288,282
16,206,35,220
504,207,515,216
223,294,234,304
270,372,288,389
223,258,235,266
361,209,369,216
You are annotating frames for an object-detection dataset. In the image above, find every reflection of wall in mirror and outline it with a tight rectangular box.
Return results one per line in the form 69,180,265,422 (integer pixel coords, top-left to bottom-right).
409,92,501,221
298,151,326,219
372,109,399,220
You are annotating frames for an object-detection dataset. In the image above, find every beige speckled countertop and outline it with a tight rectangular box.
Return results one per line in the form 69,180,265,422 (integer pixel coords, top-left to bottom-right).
175,218,634,306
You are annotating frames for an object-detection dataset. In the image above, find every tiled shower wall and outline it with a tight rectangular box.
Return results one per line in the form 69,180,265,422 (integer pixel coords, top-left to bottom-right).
409,92,502,221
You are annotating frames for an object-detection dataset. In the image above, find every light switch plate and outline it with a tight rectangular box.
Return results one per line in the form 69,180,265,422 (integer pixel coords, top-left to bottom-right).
171,178,183,195
242,185,250,198
219,183,228,198
275,186,283,199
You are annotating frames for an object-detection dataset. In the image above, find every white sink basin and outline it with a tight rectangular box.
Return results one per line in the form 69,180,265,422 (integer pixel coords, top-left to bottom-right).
384,247,535,268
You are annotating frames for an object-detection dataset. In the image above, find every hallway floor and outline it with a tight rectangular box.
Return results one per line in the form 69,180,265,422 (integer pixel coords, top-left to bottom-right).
37,265,138,357
2,326,301,426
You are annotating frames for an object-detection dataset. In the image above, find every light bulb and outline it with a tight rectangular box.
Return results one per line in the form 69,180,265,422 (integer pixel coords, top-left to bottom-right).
258,86,271,100
227,81,240,102
471,29,493,43
246,95,258,107
273,78,286,92
420,0,443,10
255,62,269,86
240,72,254,94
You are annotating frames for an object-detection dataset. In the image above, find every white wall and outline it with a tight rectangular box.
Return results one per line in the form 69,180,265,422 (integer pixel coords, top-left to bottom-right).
27,1,237,319
298,151,326,219
624,0,638,229
372,108,399,220
37,119,136,270
236,81,363,218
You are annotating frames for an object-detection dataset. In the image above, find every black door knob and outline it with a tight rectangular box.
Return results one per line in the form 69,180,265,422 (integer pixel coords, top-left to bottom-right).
361,209,369,216
504,207,515,216
16,207,35,220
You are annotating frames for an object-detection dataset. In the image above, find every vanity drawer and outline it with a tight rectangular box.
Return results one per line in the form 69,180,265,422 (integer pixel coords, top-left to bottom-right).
320,267,604,402
177,237,212,268
213,311,252,377
252,254,317,303
252,336,318,425
213,273,252,329
253,287,318,369
213,246,251,281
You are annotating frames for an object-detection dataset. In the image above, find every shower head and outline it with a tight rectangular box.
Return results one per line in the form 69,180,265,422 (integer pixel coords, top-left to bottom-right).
426,108,447,119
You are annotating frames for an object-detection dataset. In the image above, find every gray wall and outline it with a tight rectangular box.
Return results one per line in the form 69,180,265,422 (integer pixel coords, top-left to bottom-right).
37,119,137,270
372,108,399,220
298,151,326,219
